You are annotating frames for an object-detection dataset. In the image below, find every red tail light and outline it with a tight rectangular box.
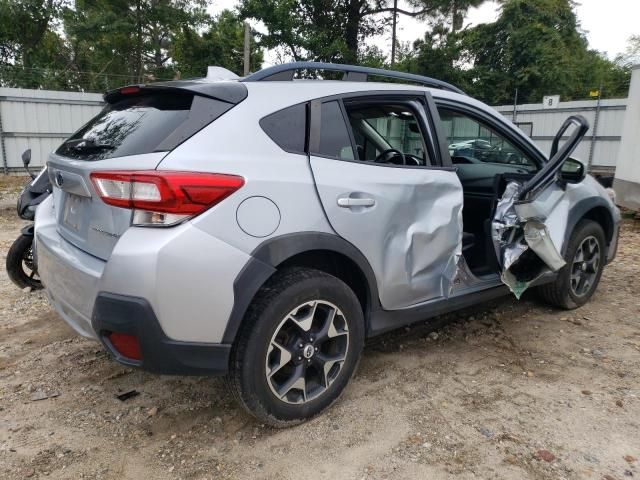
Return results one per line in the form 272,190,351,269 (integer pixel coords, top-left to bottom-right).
119,86,141,95
108,332,142,361
90,171,244,226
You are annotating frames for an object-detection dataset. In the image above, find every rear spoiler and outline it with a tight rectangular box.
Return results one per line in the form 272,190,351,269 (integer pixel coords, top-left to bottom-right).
104,80,248,105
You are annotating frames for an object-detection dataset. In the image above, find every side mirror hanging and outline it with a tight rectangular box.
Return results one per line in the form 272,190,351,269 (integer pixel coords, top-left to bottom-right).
559,157,587,184
21,149,32,167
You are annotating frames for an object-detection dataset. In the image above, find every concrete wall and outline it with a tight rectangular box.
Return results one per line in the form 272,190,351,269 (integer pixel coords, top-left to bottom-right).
0,88,103,173
495,98,627,170
614,65,640,209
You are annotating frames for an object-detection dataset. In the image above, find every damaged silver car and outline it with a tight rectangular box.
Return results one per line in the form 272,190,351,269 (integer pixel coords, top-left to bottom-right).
36,62,620,426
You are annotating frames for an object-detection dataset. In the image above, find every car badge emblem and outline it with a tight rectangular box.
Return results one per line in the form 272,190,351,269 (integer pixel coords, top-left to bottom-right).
303,344,315,359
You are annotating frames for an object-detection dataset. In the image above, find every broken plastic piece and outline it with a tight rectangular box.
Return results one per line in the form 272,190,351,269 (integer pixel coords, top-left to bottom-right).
115,389,140,401
492,181,567,299
524,221,566,272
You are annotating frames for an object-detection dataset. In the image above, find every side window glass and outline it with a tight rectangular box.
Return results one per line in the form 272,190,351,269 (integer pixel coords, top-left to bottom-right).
344,102,431,166
260,103,307,154
438,107,537,171
317,101,354,160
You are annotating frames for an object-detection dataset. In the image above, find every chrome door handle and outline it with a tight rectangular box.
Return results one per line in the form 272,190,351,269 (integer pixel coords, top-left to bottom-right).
337,197,376,208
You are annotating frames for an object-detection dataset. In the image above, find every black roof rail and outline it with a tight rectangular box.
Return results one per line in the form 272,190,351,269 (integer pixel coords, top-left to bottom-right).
242,61,465,95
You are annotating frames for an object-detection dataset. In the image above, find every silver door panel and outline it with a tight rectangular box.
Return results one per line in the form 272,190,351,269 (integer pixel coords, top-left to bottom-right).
310,157,463,310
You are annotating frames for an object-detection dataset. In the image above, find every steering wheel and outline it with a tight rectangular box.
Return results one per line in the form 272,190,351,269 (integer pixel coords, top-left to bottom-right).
375,148,406,165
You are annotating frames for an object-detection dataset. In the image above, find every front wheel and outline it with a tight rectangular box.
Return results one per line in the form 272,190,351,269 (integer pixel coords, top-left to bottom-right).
227,268,364,427
6,234,42,290
537,220,606,309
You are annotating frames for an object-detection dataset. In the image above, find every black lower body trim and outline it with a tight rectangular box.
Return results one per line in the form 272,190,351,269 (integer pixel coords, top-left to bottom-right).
92,292,230,376
607,223,620,264
369,285,510,337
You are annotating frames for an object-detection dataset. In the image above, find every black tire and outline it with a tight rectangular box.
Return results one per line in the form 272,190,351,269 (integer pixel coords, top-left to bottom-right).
6,234,42,290
227,267,364,427
537,220,606,309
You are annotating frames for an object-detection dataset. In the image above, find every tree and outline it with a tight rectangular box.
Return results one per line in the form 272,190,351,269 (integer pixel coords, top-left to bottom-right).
617,35,640,67
0,0,246,91
395,1,489,94
396,23,467,88
172,10,263,78
408,0,485,32
0,0,70,88
239,0,456,63
456,0,628,103
66,0,210,85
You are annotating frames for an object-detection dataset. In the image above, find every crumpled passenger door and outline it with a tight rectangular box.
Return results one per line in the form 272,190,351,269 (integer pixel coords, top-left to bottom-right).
491,116,590,297
308,93,464,310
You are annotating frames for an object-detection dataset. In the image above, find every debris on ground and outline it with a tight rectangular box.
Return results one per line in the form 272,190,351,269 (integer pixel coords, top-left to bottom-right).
115,389,140,402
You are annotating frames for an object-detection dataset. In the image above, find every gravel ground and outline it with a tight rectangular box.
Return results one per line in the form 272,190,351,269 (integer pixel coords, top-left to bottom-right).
0,176,639,480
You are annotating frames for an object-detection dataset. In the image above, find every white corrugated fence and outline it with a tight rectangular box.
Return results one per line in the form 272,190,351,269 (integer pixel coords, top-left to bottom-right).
495,98,627,171
0,88,103,173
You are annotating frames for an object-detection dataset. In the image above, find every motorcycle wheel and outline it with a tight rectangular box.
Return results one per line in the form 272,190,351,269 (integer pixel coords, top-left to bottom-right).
6,234,42,290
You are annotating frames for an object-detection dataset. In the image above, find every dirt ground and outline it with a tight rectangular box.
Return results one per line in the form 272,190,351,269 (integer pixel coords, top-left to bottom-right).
0,176,639,480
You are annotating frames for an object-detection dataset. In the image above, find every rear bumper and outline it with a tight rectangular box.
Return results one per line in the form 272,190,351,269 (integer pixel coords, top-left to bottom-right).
36,202,103,339
35,193,252,344
34,194,251,375
36,223,233,374
92,293,231,375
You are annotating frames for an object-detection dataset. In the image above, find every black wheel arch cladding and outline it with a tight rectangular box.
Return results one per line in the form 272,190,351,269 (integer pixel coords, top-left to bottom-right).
562,197,615,257
222,232,380,344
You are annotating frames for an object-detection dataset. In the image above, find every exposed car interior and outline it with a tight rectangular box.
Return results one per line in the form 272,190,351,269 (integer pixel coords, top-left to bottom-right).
344,103,431,166
338,101,542,279
437,107,539,276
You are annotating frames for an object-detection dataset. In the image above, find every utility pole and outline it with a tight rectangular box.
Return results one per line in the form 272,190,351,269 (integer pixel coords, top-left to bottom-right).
0,104,7,175
588,82,603,170
391,0,398,66
512,88,518,123
243,22,250,76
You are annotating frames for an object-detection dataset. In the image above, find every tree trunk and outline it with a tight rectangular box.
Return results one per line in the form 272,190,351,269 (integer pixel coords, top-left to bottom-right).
344,0,362,63
451,0,463,33
135,0,143,83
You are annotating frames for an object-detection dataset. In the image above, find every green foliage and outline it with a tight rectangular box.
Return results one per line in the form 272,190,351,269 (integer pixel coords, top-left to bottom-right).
470,0,626,102
0,1,262,91
407,0,485,31
617,35,640,67
0,0,71,88
398,0,630,103
239,0,385,62
396,23,467,88
238,0,455,63
172,10,264,77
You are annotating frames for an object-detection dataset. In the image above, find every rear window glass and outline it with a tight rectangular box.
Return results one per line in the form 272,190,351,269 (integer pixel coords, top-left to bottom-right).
260,103,307,154
316,101,354,160
56,92,231,161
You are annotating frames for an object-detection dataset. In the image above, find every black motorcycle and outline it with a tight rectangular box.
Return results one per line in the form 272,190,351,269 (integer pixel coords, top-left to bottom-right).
6,149,51,290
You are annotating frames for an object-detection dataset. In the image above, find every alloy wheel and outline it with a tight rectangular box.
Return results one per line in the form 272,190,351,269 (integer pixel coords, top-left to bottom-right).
570,235,600,297
265,300,349,404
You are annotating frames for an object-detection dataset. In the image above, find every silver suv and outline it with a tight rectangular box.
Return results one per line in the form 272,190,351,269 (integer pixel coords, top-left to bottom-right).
35,62,620,426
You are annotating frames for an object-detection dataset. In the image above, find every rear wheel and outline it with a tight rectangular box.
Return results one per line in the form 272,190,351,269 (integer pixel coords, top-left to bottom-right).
6,234,42,290
538,220,606,309
227,268,364,427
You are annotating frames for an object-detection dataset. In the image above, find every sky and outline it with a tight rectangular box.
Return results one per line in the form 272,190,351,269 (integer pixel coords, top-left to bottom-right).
210,0,640,66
